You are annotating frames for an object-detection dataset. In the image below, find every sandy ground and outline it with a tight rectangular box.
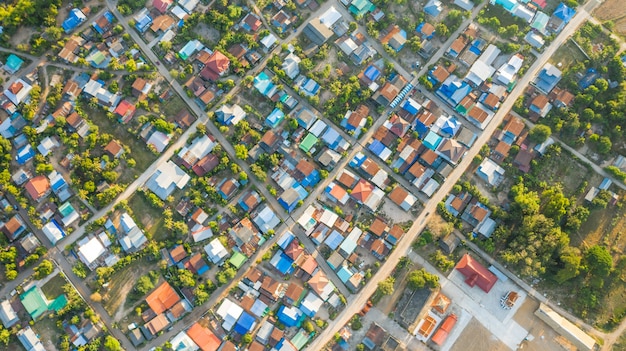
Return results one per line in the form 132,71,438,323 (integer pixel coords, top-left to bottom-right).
594,0,626,37
450,318,509,351
513,299,575,351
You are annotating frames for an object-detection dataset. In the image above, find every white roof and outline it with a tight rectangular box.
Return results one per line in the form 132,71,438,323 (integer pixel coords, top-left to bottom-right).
204,238,228,264
78,237,106,266
62,210,80,227
297,205,317,233
120,212,137,233
319,6,342,28
421,178,440,197
146,160,191,200
253,204,280,234
535,303,595,351
319,209,339,228
309,120,328,137
120,226,147,252
0,300,18,328
477,158,505,186
4,79,32,105
300,291,323,316
170,5,188,19
261,34,278,49
495,54,524,85
371,170,388,189
147,131,171,153
216,299,243,331
466,60,496,86
192,226,213,242
178,135,215,165
478,44,501,65
37,136,59,156
282,53,301,80
42,221,64,244
364,187,385,210
513,5,535,23
170,331,199,351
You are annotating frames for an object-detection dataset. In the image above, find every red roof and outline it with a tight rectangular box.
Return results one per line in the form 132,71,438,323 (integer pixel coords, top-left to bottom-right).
153,0,173,13
145,281,181,314
187,323,222,351
114,100,136,122
200,51,230,81
532,0,547,8
352,179,373,203
431,314,458,346
285,239,304,261
25,175,50,201
455,254,497,293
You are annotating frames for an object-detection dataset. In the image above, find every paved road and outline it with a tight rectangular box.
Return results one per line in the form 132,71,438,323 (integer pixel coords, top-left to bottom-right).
304,4,596,350
511,110,626,191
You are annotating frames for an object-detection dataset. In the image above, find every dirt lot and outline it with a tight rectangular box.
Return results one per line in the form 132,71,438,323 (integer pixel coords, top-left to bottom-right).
102,257,155,320
449,318,509,351
594,0,626,37
513,299,575,351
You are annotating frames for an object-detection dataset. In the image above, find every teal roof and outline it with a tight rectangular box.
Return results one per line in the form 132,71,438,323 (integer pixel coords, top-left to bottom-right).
423,130,443,150
349,0,375,16
494,0,517,11
299,133,318,153
20,287,49,319
531,12,549,32
291,330,311,350
5,54,23,72
337,266,353,283
59,202,76,217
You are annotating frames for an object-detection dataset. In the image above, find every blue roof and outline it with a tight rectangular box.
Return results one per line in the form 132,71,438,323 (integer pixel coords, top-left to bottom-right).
364,65,381,81
578,69,599,90
402,99,420,115
62,8,86,33
322,127,342,149
234,312,256,335
272,251,295,275
265,108,285,128
277,305,303,328
441,118,460,135
337,266,353,283
51,177,67,192
324,230,344,250
254,72,275,96
368,139,386,156
553,2,575,23
469,39,486,55
277,231,295,250
293,183,309,200
423,130,443,150
302,170,321,188
350,152,367,168
16,144,34,165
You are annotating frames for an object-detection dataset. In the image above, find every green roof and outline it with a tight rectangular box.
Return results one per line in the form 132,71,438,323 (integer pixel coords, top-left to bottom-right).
229,251,248,269
299,133,318,153
291,330,312,350
48,294,68,312
20,287,49,319
349,0,374,16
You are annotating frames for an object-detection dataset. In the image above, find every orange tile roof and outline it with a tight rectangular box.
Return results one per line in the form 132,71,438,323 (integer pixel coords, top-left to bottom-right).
361,158,380,177
388,224,404,242
449,36,467,53
352,179,373,203
169,245,188,263
146,281,181,315
494,140,511,157
369,218,387,236
308,270,330,296
431,292,451,314
337,171,357,188
104,140,123,158
468,105,489,123
25,176,50,201
531,94,549,109
187,322,222,351
388,186,408,206
470,204,488,222
145,314,169,335
482,93,500,109
408,162,426,178
296,254,318,274
284,282,304,302
420,149,438,165
431,66,450,83
329,184,348,202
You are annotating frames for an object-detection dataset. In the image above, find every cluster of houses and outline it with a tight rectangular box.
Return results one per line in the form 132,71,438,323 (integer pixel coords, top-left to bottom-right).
488,0,576,50
297,202,406,290
151,230,344,351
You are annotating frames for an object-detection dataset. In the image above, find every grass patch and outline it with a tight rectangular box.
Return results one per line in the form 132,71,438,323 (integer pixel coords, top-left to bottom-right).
162,95,189,118
40,273,67,300
81,102,157,180
128,193,167,241
103,257,154,317
549,40,587,71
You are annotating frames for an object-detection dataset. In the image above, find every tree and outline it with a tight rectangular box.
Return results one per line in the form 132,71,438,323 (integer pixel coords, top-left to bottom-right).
585,245,612,278
377,277,395,295
104,335,122,351
34,259,54,279
435,23,449,37
242,334,253,344
90,292,103,302
303,320,315,332
528,125,551,143
0,327,9,346
555,247,582,283
135,275,155,295
234,144,248,159
541,186,570,221
407,269,439,290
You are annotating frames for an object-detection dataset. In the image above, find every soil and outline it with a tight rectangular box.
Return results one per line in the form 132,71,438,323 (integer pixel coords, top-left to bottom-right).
594,0,626,37
193,23,222,47
449,318,509,351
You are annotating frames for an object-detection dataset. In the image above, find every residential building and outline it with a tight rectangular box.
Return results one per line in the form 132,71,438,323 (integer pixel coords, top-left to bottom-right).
145,160,191,200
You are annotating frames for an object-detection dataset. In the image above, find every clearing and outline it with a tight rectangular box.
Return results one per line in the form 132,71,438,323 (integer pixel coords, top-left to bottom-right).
549,40,587,71
449,318,508,351
594,0,626,37
40,274,67,300
128,192,168,241
513,299,577,351
102,257,155,320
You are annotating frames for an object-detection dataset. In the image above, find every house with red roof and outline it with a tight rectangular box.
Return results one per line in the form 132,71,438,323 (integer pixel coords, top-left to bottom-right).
114,100,136,124
24,175,51,202
455,254,497,293
200,51,231,81
153,0,173,13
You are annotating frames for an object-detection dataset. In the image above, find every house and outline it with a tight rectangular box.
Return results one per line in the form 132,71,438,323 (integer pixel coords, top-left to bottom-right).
297,76,321,97
42,220,66,245
62,8,87,33
436,75,471,107
416,22,436,40
0,300,18,328
455,254,497,293
4,79,32,105
145,160,191,200
132,78,153,98
437,138,467,165
466,104,494,130
204,238,228,265
284,282,305,306
252,204,280,234
265,108,285,128
77,236,106,268
150,15,176,33
1,215,27,241
532,63,562,94
25,175,51,202
373,75,407,106
153,0,173,13
296,108,318,130
104,140,124,159
525,31,545,49
300,291,324,317
349,0,374,17
535,303,595,351
114,100,136,124
529,94,552,118
476,158,505,186
447,36,467,59
551,88,574,109
92,11,114,34
495,54,523,86
4,54,24,74
146,281,180,315
178,134,216,168
241,13,262,32
17,327,45,351
341,104,369,137
548,2,575,33
432,314,458,346
277,305,303,328
238,190,262,212
513,149,534,173
386,225,404,246
272,10,293,33
200,51,230,81
308,270,335,301
260,33,278,51
178,40,204,61
380,25,407,52
216,104,246,126
303,18,334,45
282,53,301,80
145,314,170,337
134,8,153,33
424,0,443,16
187,322,222,351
